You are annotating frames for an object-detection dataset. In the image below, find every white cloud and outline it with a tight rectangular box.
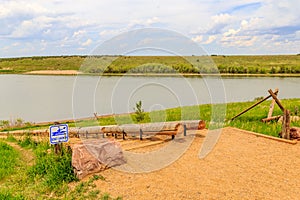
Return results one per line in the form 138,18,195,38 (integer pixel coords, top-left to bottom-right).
72,30,86,38
223,28,240,37
0,0,299,57
204,35,217,44
192,35,203,43
211,13,233,24
81,38,92,46
0,1,48,19
10,16,53,38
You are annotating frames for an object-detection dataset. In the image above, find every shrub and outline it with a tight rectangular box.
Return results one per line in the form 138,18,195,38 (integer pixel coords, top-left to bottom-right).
133,100,145,122
18,134,37,149
28,143,77,191
6,134,17,142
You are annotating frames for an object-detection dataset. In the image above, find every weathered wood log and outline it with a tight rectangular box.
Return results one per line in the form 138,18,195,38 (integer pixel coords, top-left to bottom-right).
104,122,188,139
267,88,278,118
120,124,140,133
177,120,206,130
261,115,282,123
140,122,182,132
101,125,123,134
231,90,279,120
281,109,290,139
268,89,285,112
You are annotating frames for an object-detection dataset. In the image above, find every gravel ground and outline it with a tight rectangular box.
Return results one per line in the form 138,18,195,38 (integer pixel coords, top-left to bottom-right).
91,127,300,200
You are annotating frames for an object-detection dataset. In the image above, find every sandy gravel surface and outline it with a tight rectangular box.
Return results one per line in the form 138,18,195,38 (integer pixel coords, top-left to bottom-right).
24,70,81,75
91,127,300,200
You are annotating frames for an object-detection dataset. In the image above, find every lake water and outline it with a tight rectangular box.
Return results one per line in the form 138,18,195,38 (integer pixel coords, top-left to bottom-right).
1,74,299,122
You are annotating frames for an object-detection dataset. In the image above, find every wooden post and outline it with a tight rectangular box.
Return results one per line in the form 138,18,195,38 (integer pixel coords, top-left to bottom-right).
231,90,279,120
139,129,143,140
282,109,290,139
54,143,62,155
183,124,187,136
268,89,285,112
53,122,62,155
267,88,278,118
122,131,126,140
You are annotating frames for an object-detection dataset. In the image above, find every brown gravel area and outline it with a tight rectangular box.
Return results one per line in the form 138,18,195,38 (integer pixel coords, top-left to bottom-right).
91,127,300,200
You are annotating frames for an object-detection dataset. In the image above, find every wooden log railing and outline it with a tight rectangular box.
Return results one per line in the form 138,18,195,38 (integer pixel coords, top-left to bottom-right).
1,120,206,141
101,120,205,140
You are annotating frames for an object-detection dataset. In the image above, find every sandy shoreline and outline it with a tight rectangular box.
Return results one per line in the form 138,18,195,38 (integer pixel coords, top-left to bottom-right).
24,70,82,75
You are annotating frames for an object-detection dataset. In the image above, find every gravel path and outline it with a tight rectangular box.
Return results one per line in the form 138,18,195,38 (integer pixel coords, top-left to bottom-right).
92,127,300,200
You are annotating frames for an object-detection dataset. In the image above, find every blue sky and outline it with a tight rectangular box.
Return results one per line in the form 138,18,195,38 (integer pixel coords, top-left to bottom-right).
0,0,299,57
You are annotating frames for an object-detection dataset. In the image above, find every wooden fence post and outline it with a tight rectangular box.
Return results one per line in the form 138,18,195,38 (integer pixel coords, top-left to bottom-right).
231,90,278,120
282,109,290,139
268,89,285,112
267,88,278,118
53,121,62,155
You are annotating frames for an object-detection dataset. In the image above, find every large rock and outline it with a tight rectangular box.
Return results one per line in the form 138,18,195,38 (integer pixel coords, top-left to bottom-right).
290,127,300,140
72,139,126,179
279,127,300,140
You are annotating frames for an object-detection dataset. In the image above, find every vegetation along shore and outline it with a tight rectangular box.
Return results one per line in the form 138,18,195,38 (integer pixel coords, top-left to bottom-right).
0,55,299,76
1,99,300,138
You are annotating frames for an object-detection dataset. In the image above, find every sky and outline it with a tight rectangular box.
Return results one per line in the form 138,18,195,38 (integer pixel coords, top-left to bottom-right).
0,0,299,57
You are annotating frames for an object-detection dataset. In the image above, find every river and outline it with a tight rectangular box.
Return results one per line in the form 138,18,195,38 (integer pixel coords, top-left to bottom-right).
1,74,299,122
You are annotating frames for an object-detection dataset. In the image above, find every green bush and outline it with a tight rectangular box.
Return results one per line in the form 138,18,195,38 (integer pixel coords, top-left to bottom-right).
28,143,77,191
18,134,38,149
6,134,17,142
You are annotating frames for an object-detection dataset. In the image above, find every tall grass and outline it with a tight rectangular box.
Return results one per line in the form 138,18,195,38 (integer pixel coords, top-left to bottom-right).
1,135,119,199
23,139,78,192
0,142,19,180
95,98,300,137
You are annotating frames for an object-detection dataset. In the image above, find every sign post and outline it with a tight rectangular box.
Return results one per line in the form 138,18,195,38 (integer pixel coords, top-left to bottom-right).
49,124,69,154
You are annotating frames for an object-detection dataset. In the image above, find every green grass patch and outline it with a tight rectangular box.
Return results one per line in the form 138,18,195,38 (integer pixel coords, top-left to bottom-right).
0,189,25,200
2,99,299,137
93,98,300,137
0,135,119,199
0,142,19,180
27,142,77,192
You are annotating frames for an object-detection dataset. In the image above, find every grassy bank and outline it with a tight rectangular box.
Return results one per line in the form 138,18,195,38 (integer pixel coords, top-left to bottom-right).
0,142,19,180
83,98,300,137
0,136,121,200
0,55,299,75
2,99,300,138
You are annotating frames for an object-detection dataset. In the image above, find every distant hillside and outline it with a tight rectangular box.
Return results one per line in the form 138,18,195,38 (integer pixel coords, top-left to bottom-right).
0,55,299,75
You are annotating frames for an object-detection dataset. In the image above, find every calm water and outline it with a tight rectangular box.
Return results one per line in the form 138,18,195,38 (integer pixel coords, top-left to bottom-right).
1,74,299,122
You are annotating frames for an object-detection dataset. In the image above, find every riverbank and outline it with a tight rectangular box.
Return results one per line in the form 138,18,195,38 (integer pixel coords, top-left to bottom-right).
2,99,300,138
1,55,299,75
21,71,300,77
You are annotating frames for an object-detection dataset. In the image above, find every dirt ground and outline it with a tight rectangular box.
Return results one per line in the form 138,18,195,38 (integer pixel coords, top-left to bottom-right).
87,127,300,200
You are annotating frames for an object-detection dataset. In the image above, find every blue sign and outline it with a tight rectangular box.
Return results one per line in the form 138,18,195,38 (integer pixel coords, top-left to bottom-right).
49,124,69,144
